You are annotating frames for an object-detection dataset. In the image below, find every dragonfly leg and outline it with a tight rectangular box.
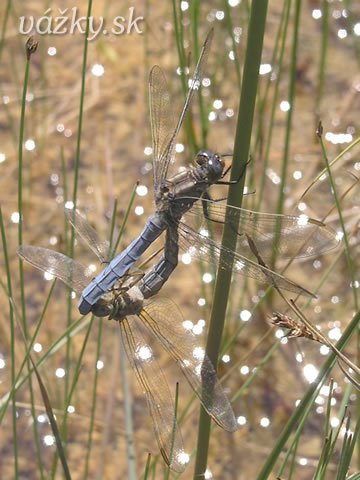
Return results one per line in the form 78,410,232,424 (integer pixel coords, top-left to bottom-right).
201,191,245,238
216,157,251,185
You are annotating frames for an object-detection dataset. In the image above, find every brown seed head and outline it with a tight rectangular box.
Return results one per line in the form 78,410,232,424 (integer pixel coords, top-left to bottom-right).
26,36,38,60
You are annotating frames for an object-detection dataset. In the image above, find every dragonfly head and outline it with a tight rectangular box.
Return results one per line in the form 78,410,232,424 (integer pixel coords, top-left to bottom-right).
195,150,225,183
91,292,115,318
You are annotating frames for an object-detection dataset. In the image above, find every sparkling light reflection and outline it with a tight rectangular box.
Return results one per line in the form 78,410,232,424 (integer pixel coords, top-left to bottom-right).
136,185,148,196
136,345,152,361
135,206,144,216
56,368,65,378
25,139,36,151
237,415,247,425
260,417,270,427
11,212,20,224
202,273,213,283
303,364,319,383
91,64,105,76
43,435,55,446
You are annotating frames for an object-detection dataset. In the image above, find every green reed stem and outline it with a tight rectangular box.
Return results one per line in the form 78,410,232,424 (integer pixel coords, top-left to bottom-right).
315,0,329,115
0,315,89,414
0,278,55,424
142,454,152,479
18,37,37,333
318,127,358,310
271,0,301,268
63,0,93,458
0,0,11,62
111,182,138,258
223,0,242,91
172,0,197,157
51,316,95,478
254,0,289,211
256,312,360,479
119,326,137,480
0,208,18,478
190,2,208,148
318,124,360,466
16,37,45,477
193,2,268,477
82,319,102,479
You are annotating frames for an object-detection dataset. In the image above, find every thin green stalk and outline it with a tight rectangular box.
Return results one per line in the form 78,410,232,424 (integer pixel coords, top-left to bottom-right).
63,0,93,454
111,182,138,258
142,454,152,480
0,208,18,478
288,437,299,479
222,0,242,91
16,37,45,477
18,37,38,333
254,0,290,211
0,315,89,411
0,0,11,62
256,312,360,479
51,317,95,478
171,0,197,157
83,319,103,479
315,0,329,115
277,378,328,478
193,2,268,477
318,123,360,467
109,199,118,247
190,1,208,148
318,126,358,310
0,278,56,423
272,0,301,267
344,0,360,68
119,325,137,480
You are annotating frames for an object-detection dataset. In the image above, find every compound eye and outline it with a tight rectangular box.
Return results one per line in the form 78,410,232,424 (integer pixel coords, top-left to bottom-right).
196,151,209,165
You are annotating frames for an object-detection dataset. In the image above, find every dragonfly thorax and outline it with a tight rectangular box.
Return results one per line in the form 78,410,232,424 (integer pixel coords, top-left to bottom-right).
195,149,224,184
91,285,144,321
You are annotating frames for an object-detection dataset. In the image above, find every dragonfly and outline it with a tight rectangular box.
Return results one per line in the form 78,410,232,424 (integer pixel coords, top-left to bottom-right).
17,207,237,473
79,28,339,316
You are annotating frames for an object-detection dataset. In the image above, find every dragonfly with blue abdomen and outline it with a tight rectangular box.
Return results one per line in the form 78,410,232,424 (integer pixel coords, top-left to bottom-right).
78,29,339,315
17,207,237,472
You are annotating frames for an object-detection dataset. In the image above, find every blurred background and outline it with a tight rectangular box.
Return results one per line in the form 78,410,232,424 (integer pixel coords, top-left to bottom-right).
1,1,360,479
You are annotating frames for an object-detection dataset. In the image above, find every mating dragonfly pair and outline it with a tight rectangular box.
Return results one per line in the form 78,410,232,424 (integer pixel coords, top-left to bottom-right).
18,30,338,472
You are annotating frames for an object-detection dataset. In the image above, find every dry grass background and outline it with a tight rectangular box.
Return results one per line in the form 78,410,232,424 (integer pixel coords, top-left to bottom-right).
0,1,360,479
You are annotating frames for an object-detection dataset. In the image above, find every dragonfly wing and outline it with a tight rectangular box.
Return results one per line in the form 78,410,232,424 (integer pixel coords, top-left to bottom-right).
149,29,214,189
177,221,315,297
141,298,237,432
64,206,111,263
149,65,176,189
17,245,92,295
119,316,187,473
182,198,339,262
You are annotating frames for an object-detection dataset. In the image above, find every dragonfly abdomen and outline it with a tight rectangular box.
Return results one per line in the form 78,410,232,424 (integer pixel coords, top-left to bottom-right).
139,224,179,299
78,213,167,314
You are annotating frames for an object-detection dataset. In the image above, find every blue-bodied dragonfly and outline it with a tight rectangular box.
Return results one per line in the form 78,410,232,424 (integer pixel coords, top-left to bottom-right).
79,29,339,315
17,207,237,473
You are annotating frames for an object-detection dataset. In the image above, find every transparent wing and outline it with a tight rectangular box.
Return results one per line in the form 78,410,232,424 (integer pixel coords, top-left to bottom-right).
149,29,214,189
17,245,93,294
182,198,339,261
177,221,315,297
141,298,237,432
64,206,111,263
119,317,187,473
149,65,175,189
